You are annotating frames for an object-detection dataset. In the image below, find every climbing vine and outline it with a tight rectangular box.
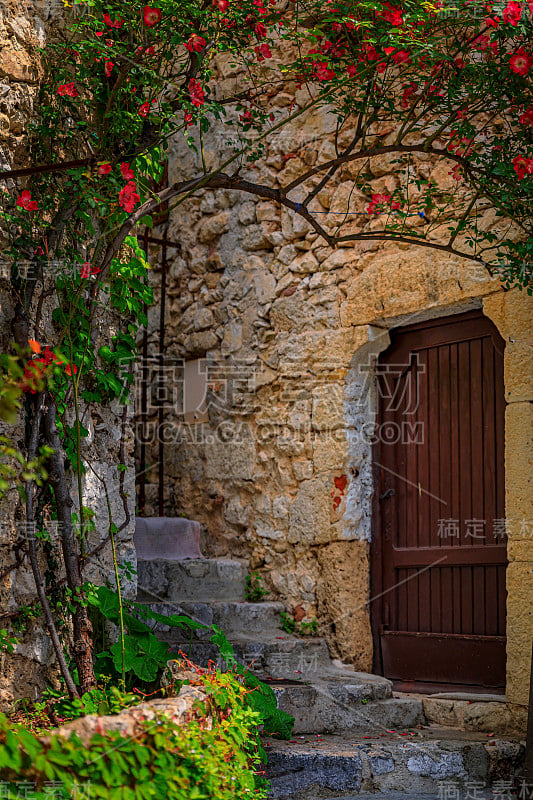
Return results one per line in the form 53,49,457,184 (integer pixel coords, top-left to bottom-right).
0,0,531,697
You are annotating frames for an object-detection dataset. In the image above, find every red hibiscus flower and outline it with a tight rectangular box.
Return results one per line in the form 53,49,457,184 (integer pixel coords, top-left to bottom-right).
519,107,533,125
120,162,135,179
119,181,141,213
255,43,272,61
189,78,205,107
105,60,114,77
185,34,206,52
509,48,532,75
502,1,522,25
98,163,112,175
103,12,124,28
57,82,79,97
16,190,38,211
143,6,161,26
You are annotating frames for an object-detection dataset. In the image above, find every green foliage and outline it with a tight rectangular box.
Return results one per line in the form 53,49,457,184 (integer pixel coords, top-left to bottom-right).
0,669,268,800
207,625,294,740
0,630,17,655
88,588,294,739
280,611,318,637
88,585,205,688
245,572,269,602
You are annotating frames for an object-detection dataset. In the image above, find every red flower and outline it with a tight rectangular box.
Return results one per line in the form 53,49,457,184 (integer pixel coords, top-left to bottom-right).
189,78,205,107
81,262,101,279
519,107,533,125
185,34,206,52
119,181,141,213
105,60,114,77
502,1,522,25
313,61,336,81
255,43,272,61
143,6,161,26
120,162,135,179
381,2,403,26
213,0,229,9
184,111,194,127
484,15,500,27
449,164,463,181
16,190,38,211
57,82,79,98
512,155,533,179
139,101,151,117
392,49,411,65
65,363,78,377
400,82,417,108
509,48,532,75
255,21,267,39
103,12,124,28
366,193,395,215
98,163,112,175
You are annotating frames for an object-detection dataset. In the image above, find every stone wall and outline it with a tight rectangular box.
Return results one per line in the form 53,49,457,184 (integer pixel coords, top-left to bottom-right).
140,79,533,703
0,1,136,704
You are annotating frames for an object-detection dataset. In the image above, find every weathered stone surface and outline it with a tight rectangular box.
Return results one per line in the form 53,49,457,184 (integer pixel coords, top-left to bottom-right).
289,476,331,544
317,540,372,671
52,684,209,746
484,290,533,403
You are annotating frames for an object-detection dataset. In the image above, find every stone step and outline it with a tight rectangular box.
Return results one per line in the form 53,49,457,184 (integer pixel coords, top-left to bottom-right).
138,600,286,636
137,558,247,602
164,633,333,679
323,794,495,800
274,684,423,735
264,728,525,799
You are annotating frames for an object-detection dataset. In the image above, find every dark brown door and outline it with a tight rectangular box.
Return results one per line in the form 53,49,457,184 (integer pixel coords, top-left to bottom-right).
372,310,507,688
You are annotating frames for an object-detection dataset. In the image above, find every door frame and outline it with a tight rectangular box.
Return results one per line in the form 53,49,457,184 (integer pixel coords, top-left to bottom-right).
370,309,507,689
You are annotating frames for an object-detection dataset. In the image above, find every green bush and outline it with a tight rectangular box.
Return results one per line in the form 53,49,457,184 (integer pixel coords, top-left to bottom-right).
0,671,268,799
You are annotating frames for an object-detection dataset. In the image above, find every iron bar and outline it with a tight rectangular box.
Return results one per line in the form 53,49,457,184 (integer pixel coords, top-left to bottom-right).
158,239,167,516
138,228,150,517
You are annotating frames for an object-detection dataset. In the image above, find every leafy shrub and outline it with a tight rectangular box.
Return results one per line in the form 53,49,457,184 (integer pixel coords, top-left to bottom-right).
0,671,268,799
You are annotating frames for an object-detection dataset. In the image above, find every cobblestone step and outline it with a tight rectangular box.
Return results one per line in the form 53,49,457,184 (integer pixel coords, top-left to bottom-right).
274,685,423,735
138,600,286,636
137,558,246,602
164,633,333,679
264,728,525,799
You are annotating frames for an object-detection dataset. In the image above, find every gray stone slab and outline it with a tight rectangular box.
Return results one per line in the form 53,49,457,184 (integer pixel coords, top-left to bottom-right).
137,558,246,602
274,685,423,735
134,516,204,560
138,600,285,635
264,732,524,799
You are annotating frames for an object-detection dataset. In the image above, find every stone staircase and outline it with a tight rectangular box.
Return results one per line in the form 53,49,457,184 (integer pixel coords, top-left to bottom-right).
136,554,525,799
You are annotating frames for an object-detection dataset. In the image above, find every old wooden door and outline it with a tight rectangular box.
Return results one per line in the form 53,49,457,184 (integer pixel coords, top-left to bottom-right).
372,310,507,688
